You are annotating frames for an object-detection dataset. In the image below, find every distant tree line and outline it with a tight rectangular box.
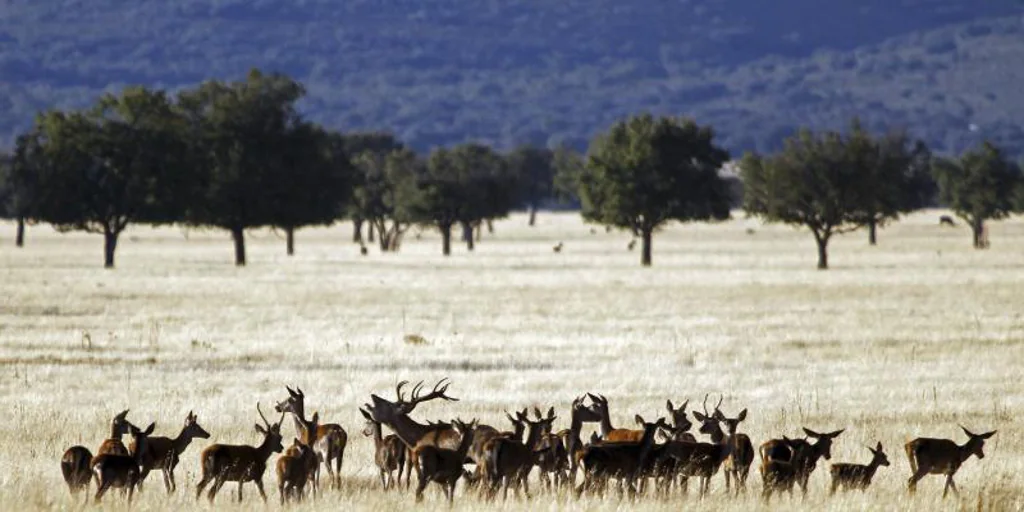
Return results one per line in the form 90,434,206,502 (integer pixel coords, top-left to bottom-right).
1,70,1023,269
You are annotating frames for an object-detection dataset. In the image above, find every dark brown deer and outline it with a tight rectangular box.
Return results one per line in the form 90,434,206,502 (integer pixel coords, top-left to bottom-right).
61,446,93,496
560,395,603,485
465,410,526,492
939,215,956,226
481,408,557,500
360,407,408,490
906,426,996,497
131,410,210,493
577,416,668,498
829,441,889,494
194,403,285,503
274,386,348,490
695,395,754,493
276,438,317,504
760,436,806,502
364,379,462,455
97,409,134,456
588,393,644,442
413,418,477,503
91,422,155,504
760,426,844,496
531,407,569,490
662,399,695,443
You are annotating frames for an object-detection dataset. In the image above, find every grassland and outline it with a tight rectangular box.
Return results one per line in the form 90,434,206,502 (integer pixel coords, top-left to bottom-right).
0,211,1021,510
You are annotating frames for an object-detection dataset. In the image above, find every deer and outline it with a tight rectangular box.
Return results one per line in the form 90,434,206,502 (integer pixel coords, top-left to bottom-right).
577,416,668,499
760,426,844,496
276,413,319,504
90,422,155,504
531,407,569,490
829,441,889,494
481,407,558,500
130,410,210,494
552,242,563,253
364,379,462,456
97,409,134,456
194,403,285,503
274,386,348,491
588,393,645,442
464,410,526,492
693,395,754,493
939,215,956,226
760,436,806,502
906,426,997,498
413,418,477,504
360,407,408,490
61,446,94,496
559,395,603,486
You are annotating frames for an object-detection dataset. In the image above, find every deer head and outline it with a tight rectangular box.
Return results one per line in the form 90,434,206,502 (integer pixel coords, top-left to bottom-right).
255,402,285,454
960,426,997,459
803,427,845,460
712,402,747,435
693,394,723,436
183,411,211,440
274,386,306,417
366,378,459,424
869,442,890,467
666,399,693,434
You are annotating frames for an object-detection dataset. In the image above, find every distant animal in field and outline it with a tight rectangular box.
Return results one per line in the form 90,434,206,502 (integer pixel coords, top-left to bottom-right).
553,242,563,253
627,239,636,251
906,426,996,498
939,215,956,227
360,244,368,255
745,228,756,235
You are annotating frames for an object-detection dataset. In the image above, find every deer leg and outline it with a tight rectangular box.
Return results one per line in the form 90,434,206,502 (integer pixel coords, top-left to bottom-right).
279,479,286,506
255,478,267,503
335,445,345,489
414,473,428,503
236,481,243,502
522,472,531,500
195,473,211,501
207,477,224,503
161,467,172,494
907,469,926,494
93,479,109,503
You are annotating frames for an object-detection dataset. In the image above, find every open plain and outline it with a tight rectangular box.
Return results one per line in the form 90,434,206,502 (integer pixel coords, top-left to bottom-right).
0,211,1021,510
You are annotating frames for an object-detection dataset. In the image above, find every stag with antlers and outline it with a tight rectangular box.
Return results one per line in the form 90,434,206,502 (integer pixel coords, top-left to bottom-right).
364,379,462,454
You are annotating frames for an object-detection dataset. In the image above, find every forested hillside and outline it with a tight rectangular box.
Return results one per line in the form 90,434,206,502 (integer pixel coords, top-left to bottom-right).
1,0,1022,154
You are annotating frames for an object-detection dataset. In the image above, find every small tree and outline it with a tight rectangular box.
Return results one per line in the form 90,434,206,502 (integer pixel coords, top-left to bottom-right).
342,132,404,243
506,145,554,226
351,147,420,252
932,141,1022,249
27,87,190,268
579,114,732,266
740,129,868,269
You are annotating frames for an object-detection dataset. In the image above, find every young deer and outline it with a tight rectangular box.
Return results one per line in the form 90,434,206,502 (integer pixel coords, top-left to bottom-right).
829,442,889,494
194,403,285,503
906,426,996,497
91,422,155,504
413,418,477,504
662,399,696,442
588,393,645,442
360,407,408,490
61,446,94,496
275,386,348,490
761,436,806,502
481,408,557,500
465,410,526,492
760,426,844,496
97,409,134,456
531,407,569,489
577,416,668,499
276,438,317,504
694,395,754,493
131,410,211,493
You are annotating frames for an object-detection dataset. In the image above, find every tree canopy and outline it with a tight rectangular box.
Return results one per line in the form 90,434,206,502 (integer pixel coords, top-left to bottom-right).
932,141,1022,248
579,114,732,266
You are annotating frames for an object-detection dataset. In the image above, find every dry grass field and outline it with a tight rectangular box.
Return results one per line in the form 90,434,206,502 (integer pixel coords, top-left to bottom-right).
0,211,1021,511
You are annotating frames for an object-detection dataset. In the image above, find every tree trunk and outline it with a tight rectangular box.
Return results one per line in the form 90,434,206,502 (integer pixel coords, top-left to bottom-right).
15,217,25,247
814,231,830,270
462,222,474,251
352,218,363,243
231,227,246,266
378,222,391,252
367,222,375,243
474,222,482,242
972,219,987,249
528,206,537,226
284,227,295,256
440,223,452,256
868,219,877,246
103,227,119,269
641,228,653,267
487,219,494,234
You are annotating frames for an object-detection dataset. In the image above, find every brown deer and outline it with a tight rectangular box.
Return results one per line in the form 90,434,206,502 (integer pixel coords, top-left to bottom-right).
465,410,526,492
481,407,557,500
91,422,155,503
760,436,806,502
694,395,754,493
662,399,695,443
274,386,348,490
61,446,94,496
577,416,668,498
760,426,844,496
829,442,889,494
413,418,477,503
560,395,603,485
939,215,956,226
531,407,569,490
276,438,317,504
588,393,644,442
360,407,408,490
194,403,285,503
364,379,462,455
131,410,210,493
906,426,996,497
97,409,134,456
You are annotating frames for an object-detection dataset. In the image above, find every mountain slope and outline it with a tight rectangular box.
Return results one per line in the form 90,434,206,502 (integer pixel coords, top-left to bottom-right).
0,1,1022,155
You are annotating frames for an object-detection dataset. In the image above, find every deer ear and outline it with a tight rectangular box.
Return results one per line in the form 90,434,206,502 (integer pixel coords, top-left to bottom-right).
737,409,747,422
875,441,883,451
144,422,156,435
693,412,706,422
802,427,820,438
634,415,644,426
547,406,555,419
713,409,726,420
311,411,319,424
980,430,997,439
666,400,674,412
829,429,845,438
255,424,266,434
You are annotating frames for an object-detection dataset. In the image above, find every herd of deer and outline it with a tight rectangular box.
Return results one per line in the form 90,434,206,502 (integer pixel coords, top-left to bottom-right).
60,379,997,505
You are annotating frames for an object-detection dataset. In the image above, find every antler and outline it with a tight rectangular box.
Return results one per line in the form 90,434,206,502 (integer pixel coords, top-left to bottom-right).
409,378,459,406
395,380,410,402
257,402,272,428
702,393,710,417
